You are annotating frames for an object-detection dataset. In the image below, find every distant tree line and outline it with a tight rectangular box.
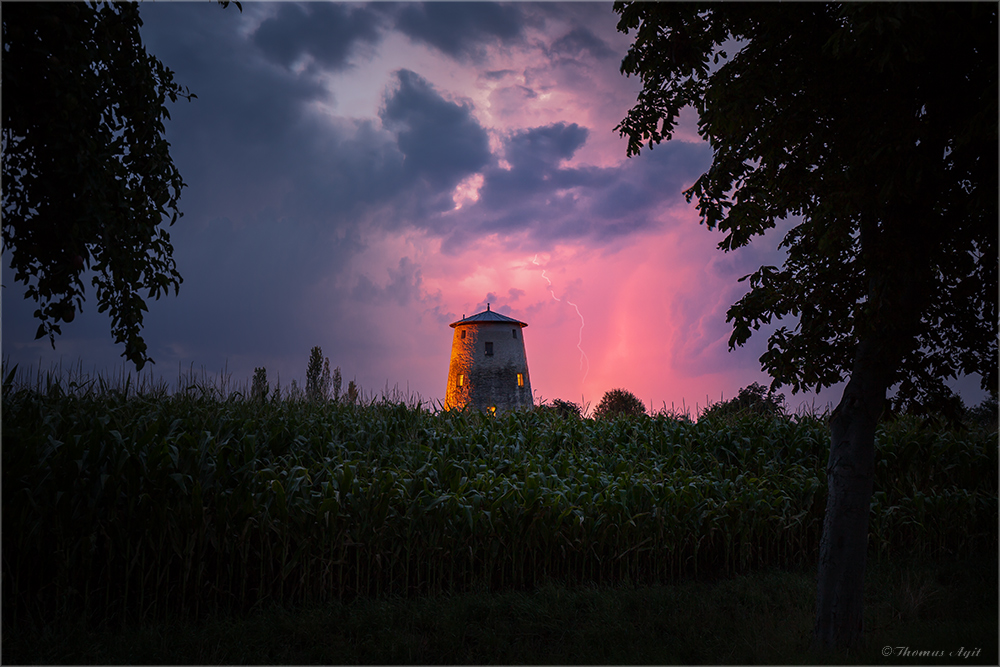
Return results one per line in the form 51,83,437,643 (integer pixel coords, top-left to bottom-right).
251,346,357,405
543,383,995,429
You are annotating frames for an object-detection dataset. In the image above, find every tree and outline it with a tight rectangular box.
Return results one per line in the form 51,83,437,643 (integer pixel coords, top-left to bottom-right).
965,394,999,430
2,2,237,371
251,367,269,403
614,2,997,652
332,366,342,403
346,380,359,405
593,388,646,419
305,346,331,403
700,382,786,421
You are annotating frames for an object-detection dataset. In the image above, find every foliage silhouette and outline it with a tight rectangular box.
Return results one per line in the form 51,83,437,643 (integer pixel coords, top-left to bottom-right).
593,388,646,420
700,383,786,421
306,347,331,403
2,1,240,370
2,2,199,370
536,399,583,420
551,398,583,419
615,1,997,651
251,367,269,403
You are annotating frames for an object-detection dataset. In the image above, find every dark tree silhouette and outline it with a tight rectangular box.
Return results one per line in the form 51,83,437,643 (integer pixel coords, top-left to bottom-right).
551,398,582,419
700,382,786,420
593,388,646,419
2,2,237,370
305,346,332,403
614,2,997,651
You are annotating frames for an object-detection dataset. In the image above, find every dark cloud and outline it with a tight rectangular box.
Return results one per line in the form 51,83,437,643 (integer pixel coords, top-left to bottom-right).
144,5,498,250
435,123,711,251
395,2,525,61
505,122,589,170
137,3,330,224
566,141,712,243
587,141,710,224
549,27,615,60
139,3,660,253
141,7,492,234
107,3,430,381
252,3,384,71
380,69,492,190
280,117,408,226
476,123,600,213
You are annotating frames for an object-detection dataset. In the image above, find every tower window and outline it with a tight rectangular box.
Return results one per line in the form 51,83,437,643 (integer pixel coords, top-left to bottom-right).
512,329,517,339
517,373,524,387
461,329,466,339
485,342,493,356
458,374,464,387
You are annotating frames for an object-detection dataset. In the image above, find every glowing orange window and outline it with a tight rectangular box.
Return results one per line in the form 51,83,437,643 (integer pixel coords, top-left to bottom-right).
517,373,524,387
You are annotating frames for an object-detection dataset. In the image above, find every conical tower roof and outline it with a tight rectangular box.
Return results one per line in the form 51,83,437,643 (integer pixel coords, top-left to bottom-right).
449,303,527,328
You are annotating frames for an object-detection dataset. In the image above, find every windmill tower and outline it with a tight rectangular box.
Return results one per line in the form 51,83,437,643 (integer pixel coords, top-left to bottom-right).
444,304,533,412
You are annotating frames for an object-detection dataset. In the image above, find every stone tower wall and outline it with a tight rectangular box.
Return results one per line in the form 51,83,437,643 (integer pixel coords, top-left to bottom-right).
444,321,533,411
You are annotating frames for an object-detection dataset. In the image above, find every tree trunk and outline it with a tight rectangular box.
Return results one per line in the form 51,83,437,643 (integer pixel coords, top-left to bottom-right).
813,340,889,652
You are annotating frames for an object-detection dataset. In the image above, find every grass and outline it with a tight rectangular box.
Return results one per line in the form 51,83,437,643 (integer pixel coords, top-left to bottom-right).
4,549,995,665
4,361,995,663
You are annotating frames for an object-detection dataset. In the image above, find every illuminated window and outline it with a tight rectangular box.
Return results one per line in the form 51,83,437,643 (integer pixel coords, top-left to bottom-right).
512,329,517,339
485,342,493,356
488,406,496,415
458,374,464,387
461,330,466,339
517,373,524,387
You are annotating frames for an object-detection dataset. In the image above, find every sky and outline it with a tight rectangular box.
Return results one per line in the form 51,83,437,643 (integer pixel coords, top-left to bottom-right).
2,1,988,414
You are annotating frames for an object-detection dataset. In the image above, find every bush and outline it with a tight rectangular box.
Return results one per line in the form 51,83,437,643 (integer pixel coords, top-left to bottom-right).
700,382,785,420
593,388,646,419
552,399,582,419
965,394,998,430
536,399,582,419
883,389,995,430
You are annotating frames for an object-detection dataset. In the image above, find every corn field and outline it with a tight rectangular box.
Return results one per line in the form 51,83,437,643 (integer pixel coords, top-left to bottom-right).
3,373,996,629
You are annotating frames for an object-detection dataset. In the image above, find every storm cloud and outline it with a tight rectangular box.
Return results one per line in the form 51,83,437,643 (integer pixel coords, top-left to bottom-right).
4,1,901,414
380,69,492,190
394,2,526,61
252,3,385,71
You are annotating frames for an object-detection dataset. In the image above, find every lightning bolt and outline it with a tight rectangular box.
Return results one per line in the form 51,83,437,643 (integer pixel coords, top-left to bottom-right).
532,254,590,383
